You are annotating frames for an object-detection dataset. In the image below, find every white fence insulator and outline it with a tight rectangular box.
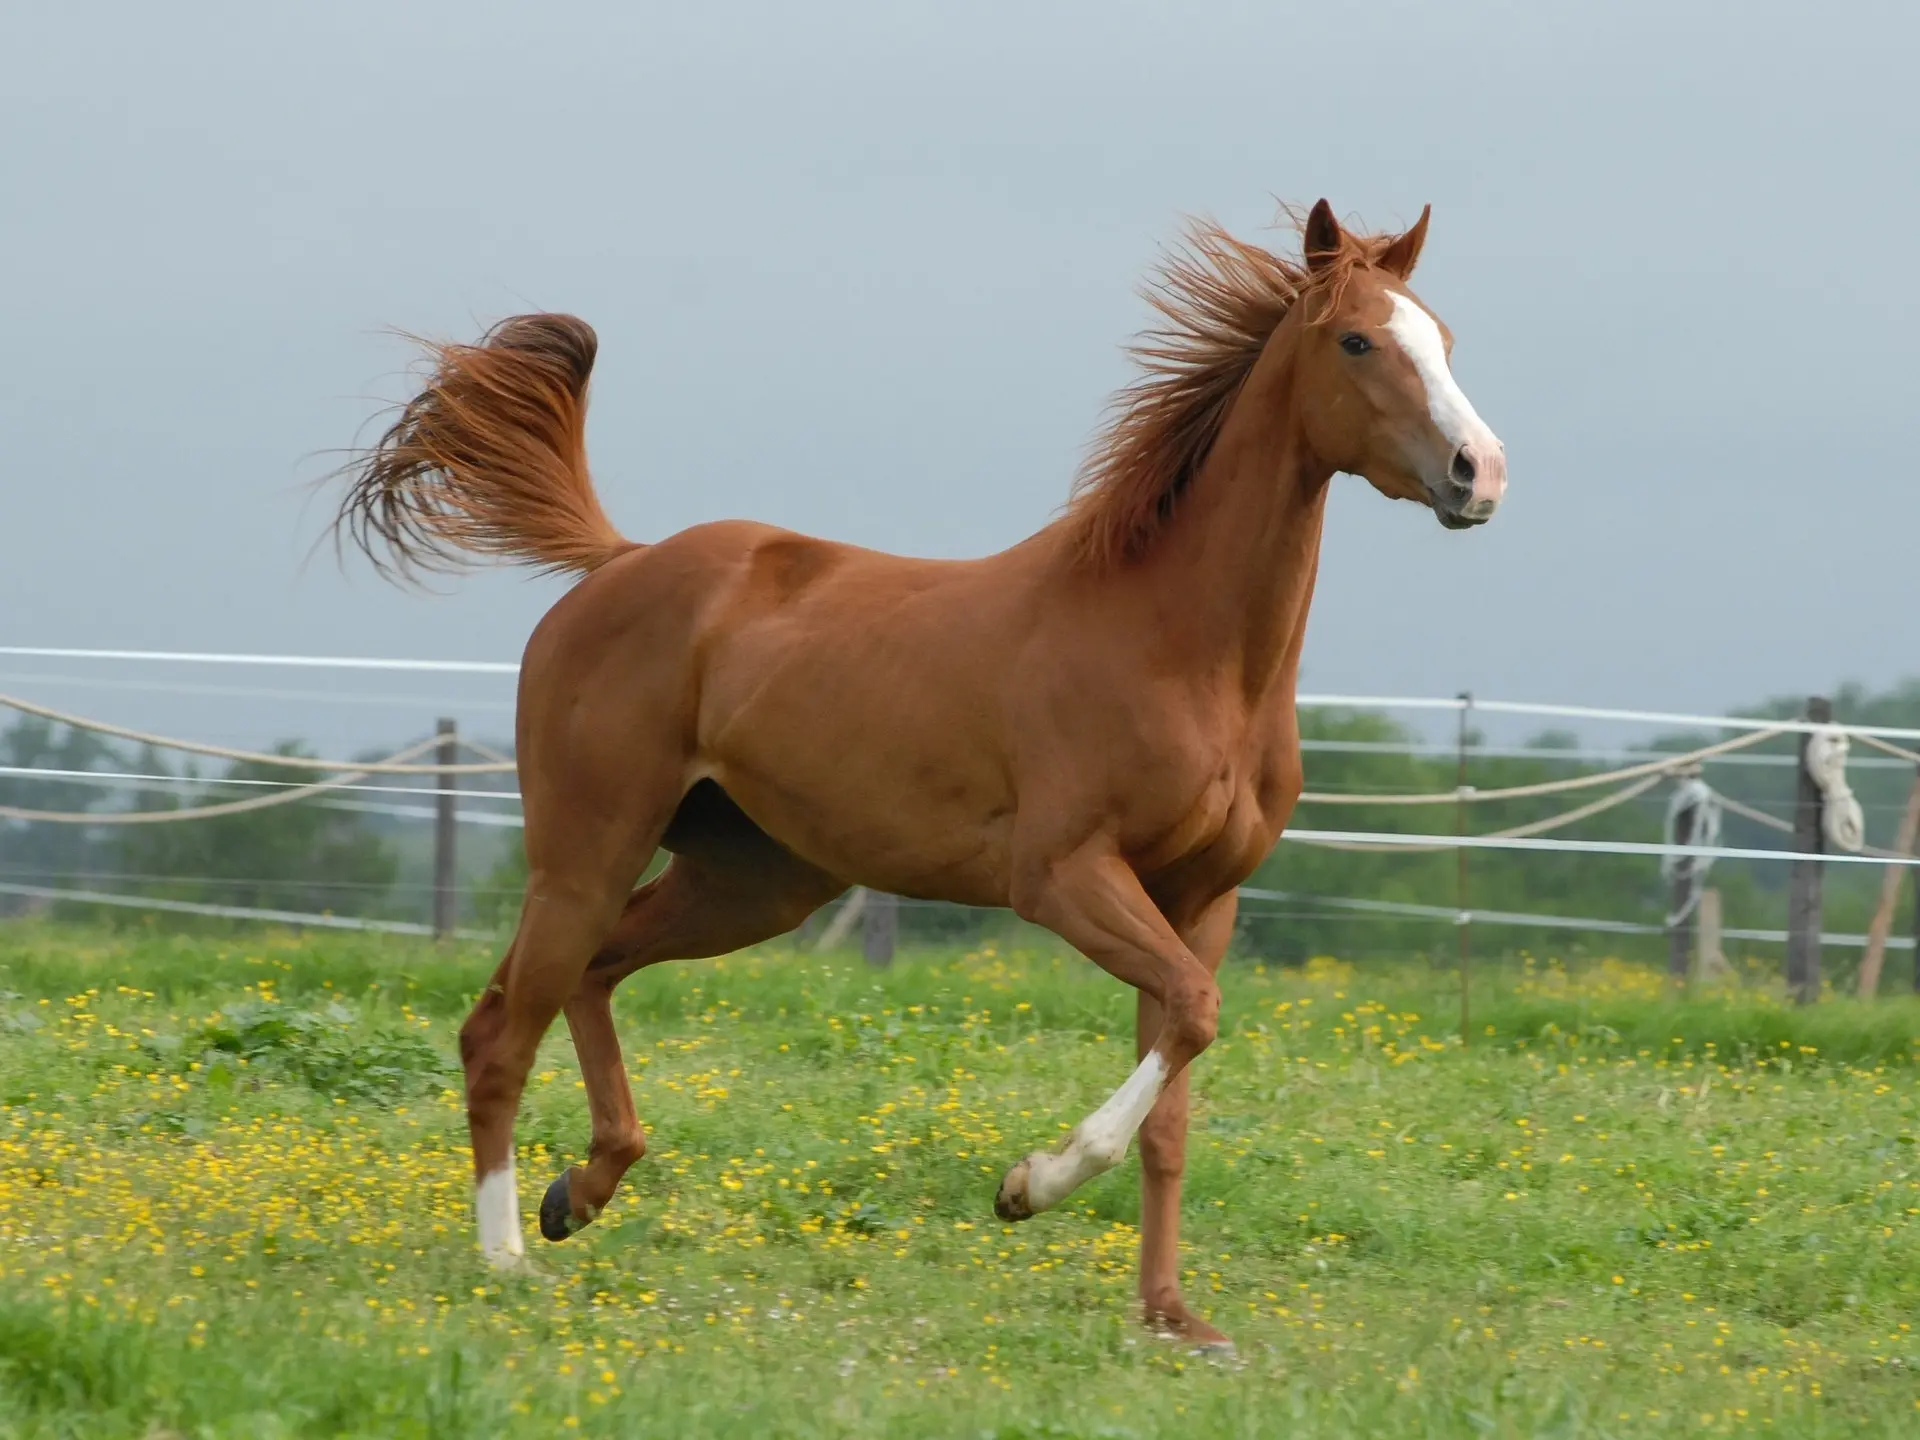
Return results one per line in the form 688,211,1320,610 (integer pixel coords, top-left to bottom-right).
1660,777,1721,881
1660,776,1722,926
1806,727,1865,853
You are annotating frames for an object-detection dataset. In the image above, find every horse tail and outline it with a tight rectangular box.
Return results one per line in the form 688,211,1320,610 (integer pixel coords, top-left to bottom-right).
333,313,633,581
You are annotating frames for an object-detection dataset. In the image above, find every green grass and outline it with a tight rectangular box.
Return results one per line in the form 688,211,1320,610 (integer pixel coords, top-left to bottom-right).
3,925,1920,1437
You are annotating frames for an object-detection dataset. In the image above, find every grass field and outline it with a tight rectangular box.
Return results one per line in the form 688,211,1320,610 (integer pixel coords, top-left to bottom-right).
3,924,1920,1437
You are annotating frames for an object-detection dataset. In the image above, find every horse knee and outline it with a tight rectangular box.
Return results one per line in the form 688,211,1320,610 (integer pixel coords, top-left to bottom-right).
1160,973,1219,1059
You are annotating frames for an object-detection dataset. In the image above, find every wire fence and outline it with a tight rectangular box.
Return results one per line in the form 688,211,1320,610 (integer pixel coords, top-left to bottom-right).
3,646,1918,985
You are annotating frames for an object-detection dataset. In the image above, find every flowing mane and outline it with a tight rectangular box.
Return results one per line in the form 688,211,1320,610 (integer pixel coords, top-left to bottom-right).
1062,212,1396,569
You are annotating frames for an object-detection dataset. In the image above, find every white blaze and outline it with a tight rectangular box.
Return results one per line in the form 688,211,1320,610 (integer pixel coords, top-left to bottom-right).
1019,1050,1168,1213
1385,292,1501,459
475,1163,525,1267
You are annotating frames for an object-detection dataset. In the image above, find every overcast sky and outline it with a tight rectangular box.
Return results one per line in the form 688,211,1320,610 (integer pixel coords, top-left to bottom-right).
2,1,1914,756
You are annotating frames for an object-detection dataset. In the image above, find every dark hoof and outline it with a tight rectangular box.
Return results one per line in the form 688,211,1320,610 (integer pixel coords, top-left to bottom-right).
539,1172,585,1242
992,1159,1034,1222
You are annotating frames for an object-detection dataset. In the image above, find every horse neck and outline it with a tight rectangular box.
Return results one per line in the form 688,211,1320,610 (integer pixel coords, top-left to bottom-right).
1144,327,1333,703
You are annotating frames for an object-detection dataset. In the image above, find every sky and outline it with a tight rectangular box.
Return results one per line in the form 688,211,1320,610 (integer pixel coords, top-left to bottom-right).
1,0,1915,758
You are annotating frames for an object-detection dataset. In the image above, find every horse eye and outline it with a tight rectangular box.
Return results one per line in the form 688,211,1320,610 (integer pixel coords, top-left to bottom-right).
1338,332,1372,356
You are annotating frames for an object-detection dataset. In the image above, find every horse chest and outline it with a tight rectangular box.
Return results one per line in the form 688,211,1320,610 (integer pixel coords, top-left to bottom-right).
1129,765,1262,881
1130,704,1297,847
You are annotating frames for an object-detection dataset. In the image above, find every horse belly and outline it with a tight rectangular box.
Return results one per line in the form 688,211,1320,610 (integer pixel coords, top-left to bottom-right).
694,635,1017,906
702,747,1016,906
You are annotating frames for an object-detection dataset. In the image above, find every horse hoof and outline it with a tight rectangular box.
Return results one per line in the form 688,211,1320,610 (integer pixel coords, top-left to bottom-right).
539,1173,585,1242
993,1159,1034,1222
1143,1303,1236,1357
481,1244,529,1273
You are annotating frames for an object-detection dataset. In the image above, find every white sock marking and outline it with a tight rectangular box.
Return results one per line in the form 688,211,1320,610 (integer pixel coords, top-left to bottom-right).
475,1163,524,1266
1022,1051,1167,1212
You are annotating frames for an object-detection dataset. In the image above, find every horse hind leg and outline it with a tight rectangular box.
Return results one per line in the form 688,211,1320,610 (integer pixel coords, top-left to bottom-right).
459,780,681,1269
545,981,646,1242
539,795,845,1241
461,863,641,1269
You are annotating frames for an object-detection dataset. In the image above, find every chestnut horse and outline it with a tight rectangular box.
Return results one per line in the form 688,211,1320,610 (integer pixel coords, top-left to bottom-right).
333,198,1505,1350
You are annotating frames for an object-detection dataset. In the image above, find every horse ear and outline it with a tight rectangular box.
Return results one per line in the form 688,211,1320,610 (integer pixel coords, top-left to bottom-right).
1377,204,1431,280
1303,199,1344,273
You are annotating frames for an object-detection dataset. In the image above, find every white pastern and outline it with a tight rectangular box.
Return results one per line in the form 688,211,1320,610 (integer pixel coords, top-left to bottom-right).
1022,1051,1168,1213
475,1163,525,1268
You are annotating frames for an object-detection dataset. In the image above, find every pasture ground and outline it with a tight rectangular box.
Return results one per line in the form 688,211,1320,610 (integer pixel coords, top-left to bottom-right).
2,925,1919,1438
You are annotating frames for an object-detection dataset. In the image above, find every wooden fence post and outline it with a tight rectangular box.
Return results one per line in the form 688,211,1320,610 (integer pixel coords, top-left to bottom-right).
433,718,458,941
1913,838,1920,996
1696,887,1726,984
863,890,898,969
1784,696,1829,1005
815,888,868,951
1858,764,1920,999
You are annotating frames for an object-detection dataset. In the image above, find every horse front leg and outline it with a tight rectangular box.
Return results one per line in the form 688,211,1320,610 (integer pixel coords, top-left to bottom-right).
994,849,1221,1224
1134,891,1236,1350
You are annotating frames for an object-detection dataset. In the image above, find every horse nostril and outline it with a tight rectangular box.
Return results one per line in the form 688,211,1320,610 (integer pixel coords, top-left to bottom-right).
1449,447,1476,491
